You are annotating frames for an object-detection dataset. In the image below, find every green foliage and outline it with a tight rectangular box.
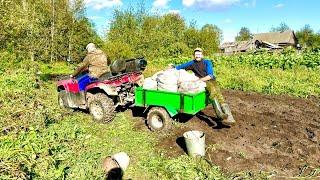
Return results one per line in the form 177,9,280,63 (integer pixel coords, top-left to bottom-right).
235,27,252,42
0,0,101,63
104,6,222,61
215,49,320,70
217,62,320,98
270,22,290,32
199,24,222,55
103,40,135,61
0,51,18,70
296,24,320,48
167,42,190,58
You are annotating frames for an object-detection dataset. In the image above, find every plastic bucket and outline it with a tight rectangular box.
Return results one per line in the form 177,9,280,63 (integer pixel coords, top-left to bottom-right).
183,130,205,157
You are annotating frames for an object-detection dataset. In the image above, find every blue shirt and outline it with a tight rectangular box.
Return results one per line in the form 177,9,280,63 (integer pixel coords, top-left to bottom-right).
175,59,216,80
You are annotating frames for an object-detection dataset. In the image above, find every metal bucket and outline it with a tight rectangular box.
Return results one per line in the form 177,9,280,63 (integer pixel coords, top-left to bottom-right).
112,152,130,171
102,152,130,173
183,130,205,157
102,157,120,174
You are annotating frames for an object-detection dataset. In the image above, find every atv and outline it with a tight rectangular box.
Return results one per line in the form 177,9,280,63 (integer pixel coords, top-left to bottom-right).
56,57,147,123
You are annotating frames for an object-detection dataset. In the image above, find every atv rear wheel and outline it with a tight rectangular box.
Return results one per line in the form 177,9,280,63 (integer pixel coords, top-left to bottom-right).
58,90,67,108
88,93,116,123
146,107,172,132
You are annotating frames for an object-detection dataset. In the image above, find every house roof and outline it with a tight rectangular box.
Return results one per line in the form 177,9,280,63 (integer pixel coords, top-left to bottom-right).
220,42,237,49
253,30,296,44
236,40,253,51
220,30,297,52
220,40,253,50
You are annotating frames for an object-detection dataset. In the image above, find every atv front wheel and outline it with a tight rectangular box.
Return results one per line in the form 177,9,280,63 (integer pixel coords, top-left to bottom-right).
146,107,172,132
88,93,116,123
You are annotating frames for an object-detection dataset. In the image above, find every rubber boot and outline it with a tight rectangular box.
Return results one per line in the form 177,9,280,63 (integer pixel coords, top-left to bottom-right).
221,103,236,124
211,99,228,120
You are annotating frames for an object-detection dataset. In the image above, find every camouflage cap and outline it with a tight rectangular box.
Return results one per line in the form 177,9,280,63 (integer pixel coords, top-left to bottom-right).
194,47,203,53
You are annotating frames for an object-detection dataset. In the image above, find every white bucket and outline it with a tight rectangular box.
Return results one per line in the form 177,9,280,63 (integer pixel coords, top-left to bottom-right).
112,152,130,171
183,130,205,157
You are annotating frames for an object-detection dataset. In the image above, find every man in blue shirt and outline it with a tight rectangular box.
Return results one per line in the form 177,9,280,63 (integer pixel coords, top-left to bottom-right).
172,48,235,124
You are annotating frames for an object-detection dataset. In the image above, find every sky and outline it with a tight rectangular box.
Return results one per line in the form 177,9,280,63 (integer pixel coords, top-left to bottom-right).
84,0,320,43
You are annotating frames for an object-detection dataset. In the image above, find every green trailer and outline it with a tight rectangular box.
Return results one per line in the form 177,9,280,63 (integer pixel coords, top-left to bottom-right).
134,87,208,131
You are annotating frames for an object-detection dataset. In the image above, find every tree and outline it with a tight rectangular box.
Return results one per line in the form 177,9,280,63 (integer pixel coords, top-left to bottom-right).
314,32,320,48
184,21,201,51
295,24,320,48
199,24,222,55
235,27,252,41
271,22,290,32
158,13,187,57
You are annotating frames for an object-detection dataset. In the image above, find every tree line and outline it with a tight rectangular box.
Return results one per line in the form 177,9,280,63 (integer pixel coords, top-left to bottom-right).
0,2,222,63
1,2,319,64
103,7,222,61
0,0,101,63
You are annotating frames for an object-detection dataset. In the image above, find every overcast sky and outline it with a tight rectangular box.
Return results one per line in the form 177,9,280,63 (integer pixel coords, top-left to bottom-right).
84,0,320,43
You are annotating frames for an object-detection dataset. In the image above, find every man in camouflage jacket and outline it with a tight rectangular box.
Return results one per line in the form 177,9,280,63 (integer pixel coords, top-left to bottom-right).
72,43,109,78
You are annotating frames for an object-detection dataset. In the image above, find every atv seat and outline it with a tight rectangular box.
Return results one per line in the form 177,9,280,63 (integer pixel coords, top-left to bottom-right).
99,72,113,81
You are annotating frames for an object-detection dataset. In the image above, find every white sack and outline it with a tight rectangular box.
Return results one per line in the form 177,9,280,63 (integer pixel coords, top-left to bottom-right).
155,69,178,85
178,81,206,94
177,69,199,83
157,82,178,92
143,77,157,90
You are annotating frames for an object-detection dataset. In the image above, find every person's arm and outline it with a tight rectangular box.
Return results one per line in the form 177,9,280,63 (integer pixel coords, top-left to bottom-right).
198,60,216,82
72,56,90,77
175,60,194,70
199,75,212,82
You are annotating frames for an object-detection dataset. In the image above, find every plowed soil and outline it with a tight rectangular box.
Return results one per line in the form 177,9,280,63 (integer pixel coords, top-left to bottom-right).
135,90,320,177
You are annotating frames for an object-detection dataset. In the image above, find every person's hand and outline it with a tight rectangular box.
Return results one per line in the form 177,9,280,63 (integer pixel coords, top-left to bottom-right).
167,63,175,69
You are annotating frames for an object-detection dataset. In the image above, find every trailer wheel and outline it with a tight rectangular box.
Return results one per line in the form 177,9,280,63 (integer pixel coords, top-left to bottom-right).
147,107,172,132
58,90,67,108
88,93,116,123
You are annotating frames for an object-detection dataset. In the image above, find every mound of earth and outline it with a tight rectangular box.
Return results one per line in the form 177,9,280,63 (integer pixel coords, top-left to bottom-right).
141,90,320,177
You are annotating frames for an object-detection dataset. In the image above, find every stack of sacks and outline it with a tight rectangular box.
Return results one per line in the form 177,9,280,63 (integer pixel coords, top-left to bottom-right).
142,69,206,93
142,69,178,92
